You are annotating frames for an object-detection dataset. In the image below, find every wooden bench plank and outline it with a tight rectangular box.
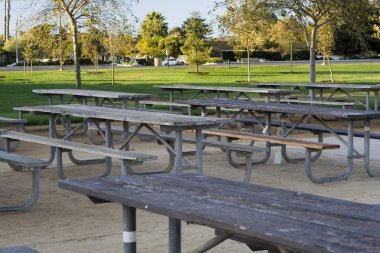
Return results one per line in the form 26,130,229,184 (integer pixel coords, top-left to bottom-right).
0,117,26,125
0,131,156,162
0,151,46,212
237,118,380,140
59,174,380,253
203,129,340,150
0,247,40,253
140,100,191,107
281,99,355,107
0,151,50,169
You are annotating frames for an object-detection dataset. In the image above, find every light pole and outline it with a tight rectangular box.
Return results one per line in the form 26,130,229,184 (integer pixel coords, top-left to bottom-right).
166,50,170,68
15,18,19,63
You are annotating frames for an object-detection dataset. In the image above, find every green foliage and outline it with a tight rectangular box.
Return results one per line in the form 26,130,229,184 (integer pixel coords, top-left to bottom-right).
140,11,168,37
270,18,306,56
137,11,169,58
3,36,26,54
208,57,223,63
159,30,184,58
181,12,212,74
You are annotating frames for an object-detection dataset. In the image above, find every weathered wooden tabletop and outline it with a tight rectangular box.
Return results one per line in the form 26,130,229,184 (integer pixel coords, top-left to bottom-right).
59,173,380,253
33,89,156,100
255,83,380,91
14,104,231,127
183,98,380,119
155,84,291,95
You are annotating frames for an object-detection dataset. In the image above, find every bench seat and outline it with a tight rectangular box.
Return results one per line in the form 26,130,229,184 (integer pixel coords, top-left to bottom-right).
203,129,341,183
280,99,355,108
88,125,266,182
0,117,26,125
0,130,157,179
0,247,40,253
58,174,380,253
237,117,380,139
0,151,49,212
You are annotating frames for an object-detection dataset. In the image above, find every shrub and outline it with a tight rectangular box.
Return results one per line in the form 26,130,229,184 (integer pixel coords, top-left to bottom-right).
207,57,223,63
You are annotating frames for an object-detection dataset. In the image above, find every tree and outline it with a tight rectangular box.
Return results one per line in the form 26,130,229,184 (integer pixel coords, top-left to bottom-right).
140,11,168,38
181,12,212,74
270,18,306,71
137,11,168,58
22,32,39,82
159,29,183,58
34,0,136,88
81,29,102,72
271,0,371,83
219,0,274,82
27,24,57,59
3,0,10,42
317,23,335,82
102,30,133,85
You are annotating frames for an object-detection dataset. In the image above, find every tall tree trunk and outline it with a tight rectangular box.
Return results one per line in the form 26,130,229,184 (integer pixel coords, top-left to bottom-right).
247,48,251,83
327,57,334,83
4,0,10,42
309,27,317,84
59,9,64,71
111,54,115,85
289,42,293,73
69,19,81,88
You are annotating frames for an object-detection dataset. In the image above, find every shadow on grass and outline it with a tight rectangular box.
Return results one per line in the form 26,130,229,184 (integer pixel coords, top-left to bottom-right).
187,72,210,75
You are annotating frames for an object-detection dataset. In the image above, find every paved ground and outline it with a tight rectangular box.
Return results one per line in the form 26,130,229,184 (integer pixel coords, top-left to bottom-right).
1,124,380,252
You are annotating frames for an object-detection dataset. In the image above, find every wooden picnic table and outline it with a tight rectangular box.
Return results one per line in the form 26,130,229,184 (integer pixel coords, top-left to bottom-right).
155,84,291,103
14,104,231,175
183,98,380,182
33,89,157,108
0,117,26,151
59,173,380,253
254,83,380,110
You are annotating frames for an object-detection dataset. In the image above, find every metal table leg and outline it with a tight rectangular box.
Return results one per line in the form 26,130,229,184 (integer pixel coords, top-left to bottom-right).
169,217,181,253
123,205,136,253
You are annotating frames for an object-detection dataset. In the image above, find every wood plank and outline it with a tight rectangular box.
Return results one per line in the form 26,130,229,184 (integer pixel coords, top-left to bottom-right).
203,129,340,150
0,247,40,253
59,174,380,253
281,99,355,106
0,151,50,168
155,85,291,95
14,104,231,127
0,117,26,124
255,83,380,90
32,89,156,100
183,98,380,119
0,131,156,162
140,100,191,107
237,118,380,140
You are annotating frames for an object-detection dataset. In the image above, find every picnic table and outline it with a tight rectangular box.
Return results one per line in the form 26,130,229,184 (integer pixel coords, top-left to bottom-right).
59,173,380,253
0,117,26,151
14,104,231,175
155,84,291,103
254,83,380,110
183,98,380,182
33,89,156,109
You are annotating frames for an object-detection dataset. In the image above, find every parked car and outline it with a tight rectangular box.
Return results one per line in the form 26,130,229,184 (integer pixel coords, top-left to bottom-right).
162,58,178,66
129,58,147,66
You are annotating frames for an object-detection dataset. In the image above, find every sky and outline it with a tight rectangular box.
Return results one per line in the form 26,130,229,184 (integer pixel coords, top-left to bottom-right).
0,0,222,36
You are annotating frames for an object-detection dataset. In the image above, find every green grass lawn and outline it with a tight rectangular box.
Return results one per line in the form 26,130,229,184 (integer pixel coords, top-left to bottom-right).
0,63,379,122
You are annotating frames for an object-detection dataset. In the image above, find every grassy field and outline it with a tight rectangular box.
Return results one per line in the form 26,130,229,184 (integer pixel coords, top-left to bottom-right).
0,62,379,122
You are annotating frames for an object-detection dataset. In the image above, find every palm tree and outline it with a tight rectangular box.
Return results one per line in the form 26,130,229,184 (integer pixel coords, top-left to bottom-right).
140,11,168,38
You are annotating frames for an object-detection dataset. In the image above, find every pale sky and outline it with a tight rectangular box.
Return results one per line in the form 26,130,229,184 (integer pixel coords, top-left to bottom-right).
0,0,222,36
